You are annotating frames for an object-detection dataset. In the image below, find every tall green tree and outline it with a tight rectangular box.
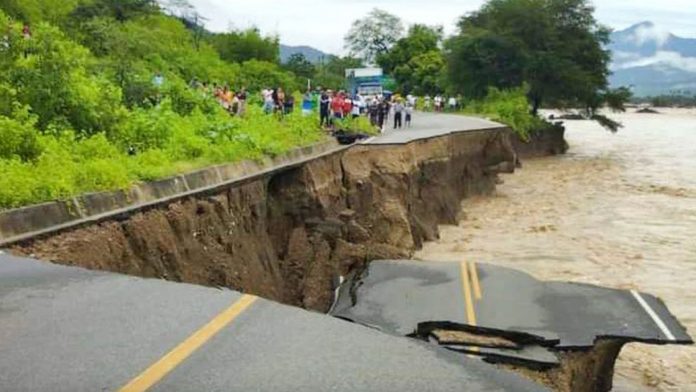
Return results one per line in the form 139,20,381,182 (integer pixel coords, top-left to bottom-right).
284,53,315,80
208,28,279,64
378,24,445,94
71,0,159,22
446,0,620,118
0,0,80,24
344,8,404,64
377,24,442,73
313,55,363,90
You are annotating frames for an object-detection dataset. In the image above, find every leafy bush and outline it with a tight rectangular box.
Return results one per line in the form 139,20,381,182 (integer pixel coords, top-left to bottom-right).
335,116,379,135
0,116,42,161
461,86,545,140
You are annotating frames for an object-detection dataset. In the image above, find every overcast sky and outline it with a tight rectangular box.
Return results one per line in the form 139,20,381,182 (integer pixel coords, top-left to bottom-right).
187,0,696,54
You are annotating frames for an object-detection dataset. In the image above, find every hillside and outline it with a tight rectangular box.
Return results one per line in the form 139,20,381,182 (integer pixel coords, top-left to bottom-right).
280,44,330,63
609,22,696,96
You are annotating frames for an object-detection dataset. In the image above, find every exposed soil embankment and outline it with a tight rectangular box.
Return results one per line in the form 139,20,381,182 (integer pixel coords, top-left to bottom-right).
513,124,569,159
11,129,516,312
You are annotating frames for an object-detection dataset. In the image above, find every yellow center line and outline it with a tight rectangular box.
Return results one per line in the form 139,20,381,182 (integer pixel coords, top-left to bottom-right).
460,261,477,327
469,261,482,300
119,294,257,392
461,261,481,356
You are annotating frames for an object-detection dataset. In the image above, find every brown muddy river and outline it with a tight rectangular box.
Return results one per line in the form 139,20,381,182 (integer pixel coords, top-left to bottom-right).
416,109,696,391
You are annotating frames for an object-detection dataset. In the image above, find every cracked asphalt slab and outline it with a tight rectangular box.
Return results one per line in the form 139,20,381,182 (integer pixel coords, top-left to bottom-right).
330,260,692,365
0,254,548,392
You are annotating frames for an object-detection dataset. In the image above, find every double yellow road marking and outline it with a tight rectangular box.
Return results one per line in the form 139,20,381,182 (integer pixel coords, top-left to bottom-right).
460,261,483,326
460,261,483,356
119,294,257,392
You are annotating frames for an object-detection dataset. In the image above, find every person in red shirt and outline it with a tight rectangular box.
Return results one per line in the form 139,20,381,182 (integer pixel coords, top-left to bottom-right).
343,96,353,117
331,93,345,120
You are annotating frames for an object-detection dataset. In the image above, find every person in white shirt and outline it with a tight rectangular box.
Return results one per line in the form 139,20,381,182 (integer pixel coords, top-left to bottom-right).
393,99,404,129
262,88,274,114
405,102,413,127
351,100,361,118
448,96,457,111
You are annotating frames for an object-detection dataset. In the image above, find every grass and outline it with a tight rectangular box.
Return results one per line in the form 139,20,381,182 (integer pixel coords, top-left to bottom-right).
0,102,326,209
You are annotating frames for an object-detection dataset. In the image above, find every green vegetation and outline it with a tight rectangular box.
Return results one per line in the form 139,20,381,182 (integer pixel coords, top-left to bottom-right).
346,1,631,132
0,3,324,209
460,87,547,140
377,25,446,96
0,0,633,209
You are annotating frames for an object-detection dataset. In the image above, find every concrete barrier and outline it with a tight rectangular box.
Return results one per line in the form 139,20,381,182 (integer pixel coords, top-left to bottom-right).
0,201,82,240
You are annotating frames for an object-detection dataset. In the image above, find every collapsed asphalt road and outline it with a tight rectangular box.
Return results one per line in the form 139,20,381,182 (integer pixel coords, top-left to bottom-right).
0,254,548,392
0,254,691,391
329,260,693,391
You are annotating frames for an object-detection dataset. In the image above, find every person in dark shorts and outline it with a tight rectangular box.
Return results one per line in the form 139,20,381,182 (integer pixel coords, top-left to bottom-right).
377,99,388,132
393,99,404,129
320,90,331,127
405,101,413,127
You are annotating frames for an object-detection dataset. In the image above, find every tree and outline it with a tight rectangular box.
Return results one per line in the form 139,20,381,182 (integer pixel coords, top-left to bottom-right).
445,31,526,99
377,24,445,94
446,0,620,118
284,53,315,80
208,28,279,64
393,51,446,95
162,0,208,50
313,55,363,90
0,0,80,24
238,60,297,91
377,24,442,74
0,18,124,135
71,0,159,22
344,8,404,64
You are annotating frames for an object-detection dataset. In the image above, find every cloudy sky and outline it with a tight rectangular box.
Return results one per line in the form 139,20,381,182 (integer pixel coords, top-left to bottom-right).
187,0,696,54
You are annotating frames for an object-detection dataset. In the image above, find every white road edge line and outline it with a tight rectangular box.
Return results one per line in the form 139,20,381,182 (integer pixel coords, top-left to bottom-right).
631,289,676,341
327,275,345,315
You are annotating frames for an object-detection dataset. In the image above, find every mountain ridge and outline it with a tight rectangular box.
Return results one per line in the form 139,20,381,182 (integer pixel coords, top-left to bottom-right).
608,22,696,96
279,44,331,63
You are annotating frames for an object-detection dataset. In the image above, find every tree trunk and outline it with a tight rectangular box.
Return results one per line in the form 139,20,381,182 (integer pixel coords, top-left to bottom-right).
531,96,542,116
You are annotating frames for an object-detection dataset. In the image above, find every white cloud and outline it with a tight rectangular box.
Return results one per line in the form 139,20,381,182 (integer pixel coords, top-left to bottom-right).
629,23,671,47
187,0,480,54
613,50,642,62
185,0,696,55
617,51,696,73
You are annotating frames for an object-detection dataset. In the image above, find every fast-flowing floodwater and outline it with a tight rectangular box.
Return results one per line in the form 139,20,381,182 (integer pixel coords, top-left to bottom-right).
416,109,696,391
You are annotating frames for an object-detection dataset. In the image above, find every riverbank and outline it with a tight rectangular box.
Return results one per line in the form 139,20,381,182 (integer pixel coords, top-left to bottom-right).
417,109,696,391
6,114,516,312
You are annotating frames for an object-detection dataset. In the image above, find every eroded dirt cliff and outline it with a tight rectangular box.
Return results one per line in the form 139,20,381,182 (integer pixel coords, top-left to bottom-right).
11,129,516,312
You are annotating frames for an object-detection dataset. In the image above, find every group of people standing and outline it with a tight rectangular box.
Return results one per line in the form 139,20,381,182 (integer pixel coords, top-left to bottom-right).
188,79,249,116
423,95,461,112
316,89,416,132
213,85,248,116
367,95,415,132
318,89,361,127
175,77,426,133
262,87,296,115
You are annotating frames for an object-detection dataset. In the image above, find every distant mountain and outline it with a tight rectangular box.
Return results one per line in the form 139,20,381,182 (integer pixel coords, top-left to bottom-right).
609,22,696,96
280,45,331,63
